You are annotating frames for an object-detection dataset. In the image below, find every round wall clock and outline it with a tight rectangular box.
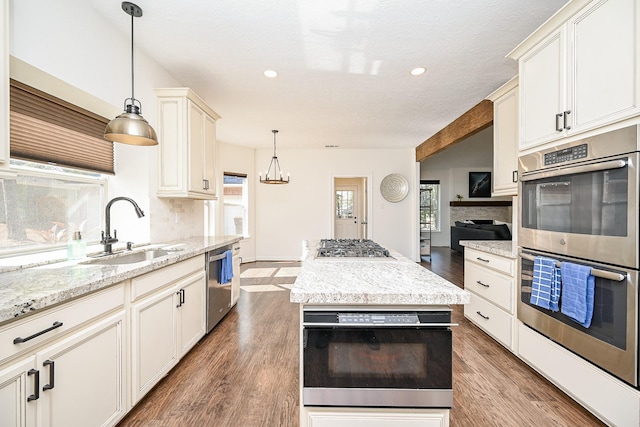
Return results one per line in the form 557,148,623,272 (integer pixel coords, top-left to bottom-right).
380,173,409,202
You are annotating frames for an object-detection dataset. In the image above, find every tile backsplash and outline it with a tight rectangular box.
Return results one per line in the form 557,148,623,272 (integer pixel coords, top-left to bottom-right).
150,198,205,242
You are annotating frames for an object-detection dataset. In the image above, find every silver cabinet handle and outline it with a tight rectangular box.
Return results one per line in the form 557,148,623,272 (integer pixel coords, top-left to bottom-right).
555,113,563,132
476,311,490,320
563,110,571,130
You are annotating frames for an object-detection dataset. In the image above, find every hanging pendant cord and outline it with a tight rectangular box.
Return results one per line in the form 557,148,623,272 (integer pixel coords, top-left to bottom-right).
130,11,135,103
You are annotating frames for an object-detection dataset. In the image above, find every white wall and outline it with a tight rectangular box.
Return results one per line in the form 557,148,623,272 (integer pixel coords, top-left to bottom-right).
10,0,202,246
255,147,418,260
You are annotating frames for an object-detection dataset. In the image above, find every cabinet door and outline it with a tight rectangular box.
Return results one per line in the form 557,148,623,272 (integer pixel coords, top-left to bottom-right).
492,86,519,196
131,286,177,404
519,28,566,149
231,253,241,307
568,0,639,134
187,101,206,194
202,114,217,197
37,311,126,427
0,356,37,427
0,0,8,167
177,271,206,358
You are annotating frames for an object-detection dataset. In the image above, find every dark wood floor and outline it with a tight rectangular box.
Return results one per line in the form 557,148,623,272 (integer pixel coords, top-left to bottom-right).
117,252,605,426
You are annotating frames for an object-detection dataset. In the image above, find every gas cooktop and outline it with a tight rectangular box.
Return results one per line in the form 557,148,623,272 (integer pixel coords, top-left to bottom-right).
316,239,391,258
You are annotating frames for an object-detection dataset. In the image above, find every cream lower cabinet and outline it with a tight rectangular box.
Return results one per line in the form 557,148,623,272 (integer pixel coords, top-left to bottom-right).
130,256,206,404
463,247,517,352
304,408,448,427
0,284,126,427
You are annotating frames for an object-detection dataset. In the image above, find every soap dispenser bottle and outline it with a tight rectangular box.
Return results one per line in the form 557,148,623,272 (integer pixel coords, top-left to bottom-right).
67,231,86,260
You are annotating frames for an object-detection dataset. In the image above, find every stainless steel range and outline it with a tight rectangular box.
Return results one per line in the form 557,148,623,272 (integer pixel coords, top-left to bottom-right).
316,239,391,258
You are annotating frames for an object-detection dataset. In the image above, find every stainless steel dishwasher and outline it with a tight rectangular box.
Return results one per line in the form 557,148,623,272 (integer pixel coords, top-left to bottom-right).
206,246,233,332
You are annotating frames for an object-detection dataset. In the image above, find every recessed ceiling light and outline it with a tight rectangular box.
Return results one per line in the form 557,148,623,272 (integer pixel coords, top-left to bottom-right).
410,67,426,76
264,70,278,78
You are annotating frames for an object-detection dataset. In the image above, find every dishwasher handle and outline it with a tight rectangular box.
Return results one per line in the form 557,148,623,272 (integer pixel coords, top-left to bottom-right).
209,252,228,262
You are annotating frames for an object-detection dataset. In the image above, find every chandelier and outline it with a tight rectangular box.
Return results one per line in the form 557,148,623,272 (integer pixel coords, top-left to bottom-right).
259,130,290,184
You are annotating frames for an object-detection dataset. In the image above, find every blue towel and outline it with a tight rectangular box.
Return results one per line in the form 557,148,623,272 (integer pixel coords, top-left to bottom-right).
530,256,561,312
219,250,234,284
560,262,595,328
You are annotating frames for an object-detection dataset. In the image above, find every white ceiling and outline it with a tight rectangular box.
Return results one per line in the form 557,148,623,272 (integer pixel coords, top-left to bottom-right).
87,0,568,150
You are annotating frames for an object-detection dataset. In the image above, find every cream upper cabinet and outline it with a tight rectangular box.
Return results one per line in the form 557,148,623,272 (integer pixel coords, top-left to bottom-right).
511,0,639,150
155,88,220,199
487,77,518,196
0,0,9,168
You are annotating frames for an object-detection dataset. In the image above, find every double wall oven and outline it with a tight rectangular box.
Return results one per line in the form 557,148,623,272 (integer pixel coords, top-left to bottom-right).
518,124,640,387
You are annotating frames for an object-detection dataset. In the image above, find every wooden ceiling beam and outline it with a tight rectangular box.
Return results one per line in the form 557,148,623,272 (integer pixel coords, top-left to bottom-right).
415,99,494,162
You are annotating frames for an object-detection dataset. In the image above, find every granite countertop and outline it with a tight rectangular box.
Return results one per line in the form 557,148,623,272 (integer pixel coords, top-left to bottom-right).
290,243,470,305
460,240,518,259
0,235,242,326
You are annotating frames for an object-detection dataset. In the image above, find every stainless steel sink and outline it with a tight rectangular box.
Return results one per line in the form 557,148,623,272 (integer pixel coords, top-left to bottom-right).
85,249,179,265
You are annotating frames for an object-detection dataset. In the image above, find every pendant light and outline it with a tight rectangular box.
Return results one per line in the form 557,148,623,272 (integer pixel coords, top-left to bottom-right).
259,130,290,184
104,2,158,146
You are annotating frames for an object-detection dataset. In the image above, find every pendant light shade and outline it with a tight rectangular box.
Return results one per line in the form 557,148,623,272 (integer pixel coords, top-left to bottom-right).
259,130,290,184
104,2,158,146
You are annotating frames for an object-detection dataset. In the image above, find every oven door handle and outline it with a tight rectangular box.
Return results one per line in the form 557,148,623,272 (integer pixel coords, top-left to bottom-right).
519,252,626,282
520,159,627,182
302,323,458,328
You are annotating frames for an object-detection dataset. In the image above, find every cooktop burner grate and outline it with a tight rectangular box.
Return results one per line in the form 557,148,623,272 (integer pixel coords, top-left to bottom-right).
316,239,391,258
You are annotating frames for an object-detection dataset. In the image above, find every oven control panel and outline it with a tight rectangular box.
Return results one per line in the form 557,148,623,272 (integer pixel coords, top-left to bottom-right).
544,143,588,166
338,313,419,324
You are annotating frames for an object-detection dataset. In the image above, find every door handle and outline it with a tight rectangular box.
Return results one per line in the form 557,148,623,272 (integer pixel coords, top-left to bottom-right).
43,360,55,391
555,113,563,132
27,369,39,401
563,110,571,130
176,290,183,308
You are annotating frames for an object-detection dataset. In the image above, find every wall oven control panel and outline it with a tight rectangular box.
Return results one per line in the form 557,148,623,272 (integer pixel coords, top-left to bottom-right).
544,143,587,166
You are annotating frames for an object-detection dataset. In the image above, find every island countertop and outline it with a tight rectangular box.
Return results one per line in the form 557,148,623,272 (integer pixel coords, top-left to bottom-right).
290,242,470,305
0,235,242,325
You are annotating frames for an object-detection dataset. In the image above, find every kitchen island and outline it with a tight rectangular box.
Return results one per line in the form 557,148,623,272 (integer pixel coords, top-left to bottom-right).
291,240,470,427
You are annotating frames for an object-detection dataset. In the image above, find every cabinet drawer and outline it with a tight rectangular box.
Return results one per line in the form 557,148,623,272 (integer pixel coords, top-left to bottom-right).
464,262,514,313
131,255,204,301
0,283,124,364
465,248,514,275
464,293,513,350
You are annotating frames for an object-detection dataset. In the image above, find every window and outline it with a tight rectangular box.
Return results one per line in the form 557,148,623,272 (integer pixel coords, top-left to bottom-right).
335,190,355,219
0,160,106,256
420,181,440,232
223,173,248,236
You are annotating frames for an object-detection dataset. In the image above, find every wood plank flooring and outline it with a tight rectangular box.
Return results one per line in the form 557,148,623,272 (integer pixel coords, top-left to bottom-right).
117,253,605,427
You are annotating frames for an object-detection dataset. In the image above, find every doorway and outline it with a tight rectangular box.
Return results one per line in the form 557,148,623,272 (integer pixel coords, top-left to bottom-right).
333,177,369,239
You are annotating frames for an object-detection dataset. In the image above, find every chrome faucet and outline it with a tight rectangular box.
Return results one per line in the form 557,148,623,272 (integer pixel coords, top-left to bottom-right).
100,197,145,254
